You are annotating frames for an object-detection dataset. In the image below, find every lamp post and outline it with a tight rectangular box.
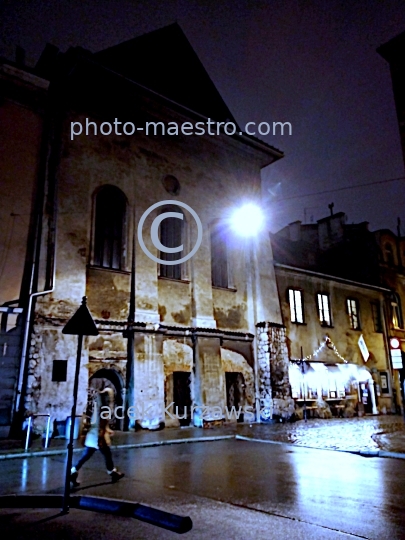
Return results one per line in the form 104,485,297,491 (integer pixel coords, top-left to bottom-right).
230,202,265,423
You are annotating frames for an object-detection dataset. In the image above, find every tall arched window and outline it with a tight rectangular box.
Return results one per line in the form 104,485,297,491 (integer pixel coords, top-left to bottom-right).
93,186,127,270
159,205,184,280
211,225,229,288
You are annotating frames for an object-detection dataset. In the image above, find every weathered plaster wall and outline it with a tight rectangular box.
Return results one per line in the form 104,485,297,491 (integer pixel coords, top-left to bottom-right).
158,279,191,326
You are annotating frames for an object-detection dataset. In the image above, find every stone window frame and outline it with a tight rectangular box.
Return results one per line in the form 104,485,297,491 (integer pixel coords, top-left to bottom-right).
287,288,305,324
90,184,129,272
346,297,361,330
316,292,332,327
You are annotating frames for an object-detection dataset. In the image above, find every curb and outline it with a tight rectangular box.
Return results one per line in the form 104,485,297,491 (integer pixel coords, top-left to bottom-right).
0,435,235,461
1,434,405,461
235,435,405,460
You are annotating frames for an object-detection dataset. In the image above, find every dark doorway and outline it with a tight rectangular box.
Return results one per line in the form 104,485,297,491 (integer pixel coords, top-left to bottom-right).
173,371,191,426
89,368,123,430
225,372,245,422
359,381,373,414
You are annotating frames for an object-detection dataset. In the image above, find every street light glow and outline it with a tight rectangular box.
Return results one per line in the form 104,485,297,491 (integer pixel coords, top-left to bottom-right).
230,203,264,237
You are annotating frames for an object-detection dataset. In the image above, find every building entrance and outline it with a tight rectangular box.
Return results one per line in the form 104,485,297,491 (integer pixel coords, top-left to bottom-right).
225,372,245,422
173,371,192,426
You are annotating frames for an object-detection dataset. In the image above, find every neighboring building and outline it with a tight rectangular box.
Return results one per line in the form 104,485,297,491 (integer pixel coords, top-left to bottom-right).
374,227,405,411
377,31,405,168
0,24,293,437
271,213,396,417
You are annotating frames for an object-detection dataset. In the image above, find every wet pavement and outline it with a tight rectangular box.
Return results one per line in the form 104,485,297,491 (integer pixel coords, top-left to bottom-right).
2,415,405,459
237,415,405,453
1,439,405,539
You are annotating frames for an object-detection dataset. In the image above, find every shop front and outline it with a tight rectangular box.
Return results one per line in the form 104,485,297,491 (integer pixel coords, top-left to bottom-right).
289,361,381,417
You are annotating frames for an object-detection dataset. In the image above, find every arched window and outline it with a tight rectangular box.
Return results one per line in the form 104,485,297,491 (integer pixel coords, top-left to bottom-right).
385,243,394,266
93,186,127,270
390,292,403,329
211,225,229,288
159,205,184,280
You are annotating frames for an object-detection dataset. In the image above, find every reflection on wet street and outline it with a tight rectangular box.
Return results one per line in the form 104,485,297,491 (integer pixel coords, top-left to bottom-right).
1,439,405,539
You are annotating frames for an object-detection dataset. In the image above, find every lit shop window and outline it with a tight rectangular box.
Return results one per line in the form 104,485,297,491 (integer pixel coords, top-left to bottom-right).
346,298,360,330
317,293,331,326
288,289,304,323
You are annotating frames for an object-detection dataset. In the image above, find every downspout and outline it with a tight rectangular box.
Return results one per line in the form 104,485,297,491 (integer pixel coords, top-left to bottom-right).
13,76,62,423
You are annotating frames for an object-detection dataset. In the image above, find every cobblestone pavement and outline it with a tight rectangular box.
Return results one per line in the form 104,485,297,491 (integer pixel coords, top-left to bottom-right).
235,415,405,453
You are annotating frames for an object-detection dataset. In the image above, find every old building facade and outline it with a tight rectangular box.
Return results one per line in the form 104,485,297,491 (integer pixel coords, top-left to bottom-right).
271,213,396,418
0,25,294,436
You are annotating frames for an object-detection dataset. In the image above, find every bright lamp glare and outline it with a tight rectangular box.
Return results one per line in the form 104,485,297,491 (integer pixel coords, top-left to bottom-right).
231,203,264,237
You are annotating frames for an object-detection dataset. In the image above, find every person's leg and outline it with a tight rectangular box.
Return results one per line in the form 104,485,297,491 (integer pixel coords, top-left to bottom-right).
99,445,124,483
99,444,114,472
73,446,97,472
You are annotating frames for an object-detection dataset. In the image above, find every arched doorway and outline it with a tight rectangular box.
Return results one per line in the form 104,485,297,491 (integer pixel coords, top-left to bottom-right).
89,368,124,430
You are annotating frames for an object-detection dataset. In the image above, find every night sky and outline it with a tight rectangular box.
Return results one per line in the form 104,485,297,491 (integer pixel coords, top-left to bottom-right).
1,0,405,233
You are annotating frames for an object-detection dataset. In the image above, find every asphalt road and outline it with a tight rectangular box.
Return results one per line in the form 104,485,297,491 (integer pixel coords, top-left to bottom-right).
0,439,404,539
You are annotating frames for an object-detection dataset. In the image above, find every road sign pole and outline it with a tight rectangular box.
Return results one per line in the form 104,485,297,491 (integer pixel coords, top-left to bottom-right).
63,332,83,513
61,296,99,514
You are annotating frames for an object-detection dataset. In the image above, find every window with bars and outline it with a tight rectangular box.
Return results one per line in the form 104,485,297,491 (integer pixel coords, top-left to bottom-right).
211,226,228,288
371,301,383,333
317,293,331,326
288,289,304,323
346,298,360,330
93,186,127,270
159,206,184,280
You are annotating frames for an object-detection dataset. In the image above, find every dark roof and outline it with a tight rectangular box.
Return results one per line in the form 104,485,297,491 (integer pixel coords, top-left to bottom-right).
94,23,237,124
377,30,405,63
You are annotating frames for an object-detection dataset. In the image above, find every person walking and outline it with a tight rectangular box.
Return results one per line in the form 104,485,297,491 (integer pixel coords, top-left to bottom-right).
70,385,124,487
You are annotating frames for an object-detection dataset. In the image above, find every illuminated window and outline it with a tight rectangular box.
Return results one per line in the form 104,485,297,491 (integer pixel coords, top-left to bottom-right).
159,206,184,280
371,301,382,333
93,186,127,270
288,289,304,323
346,298,360,330
211,226,229,288
391,292,403,329
317,293,331,326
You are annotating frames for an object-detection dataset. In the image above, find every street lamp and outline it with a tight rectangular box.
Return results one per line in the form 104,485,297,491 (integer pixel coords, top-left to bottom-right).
230,202,265,422
230,203,265,237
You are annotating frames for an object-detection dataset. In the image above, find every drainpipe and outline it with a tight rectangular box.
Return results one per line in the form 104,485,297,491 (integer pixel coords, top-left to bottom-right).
14,278,55,415
13,75,63,426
